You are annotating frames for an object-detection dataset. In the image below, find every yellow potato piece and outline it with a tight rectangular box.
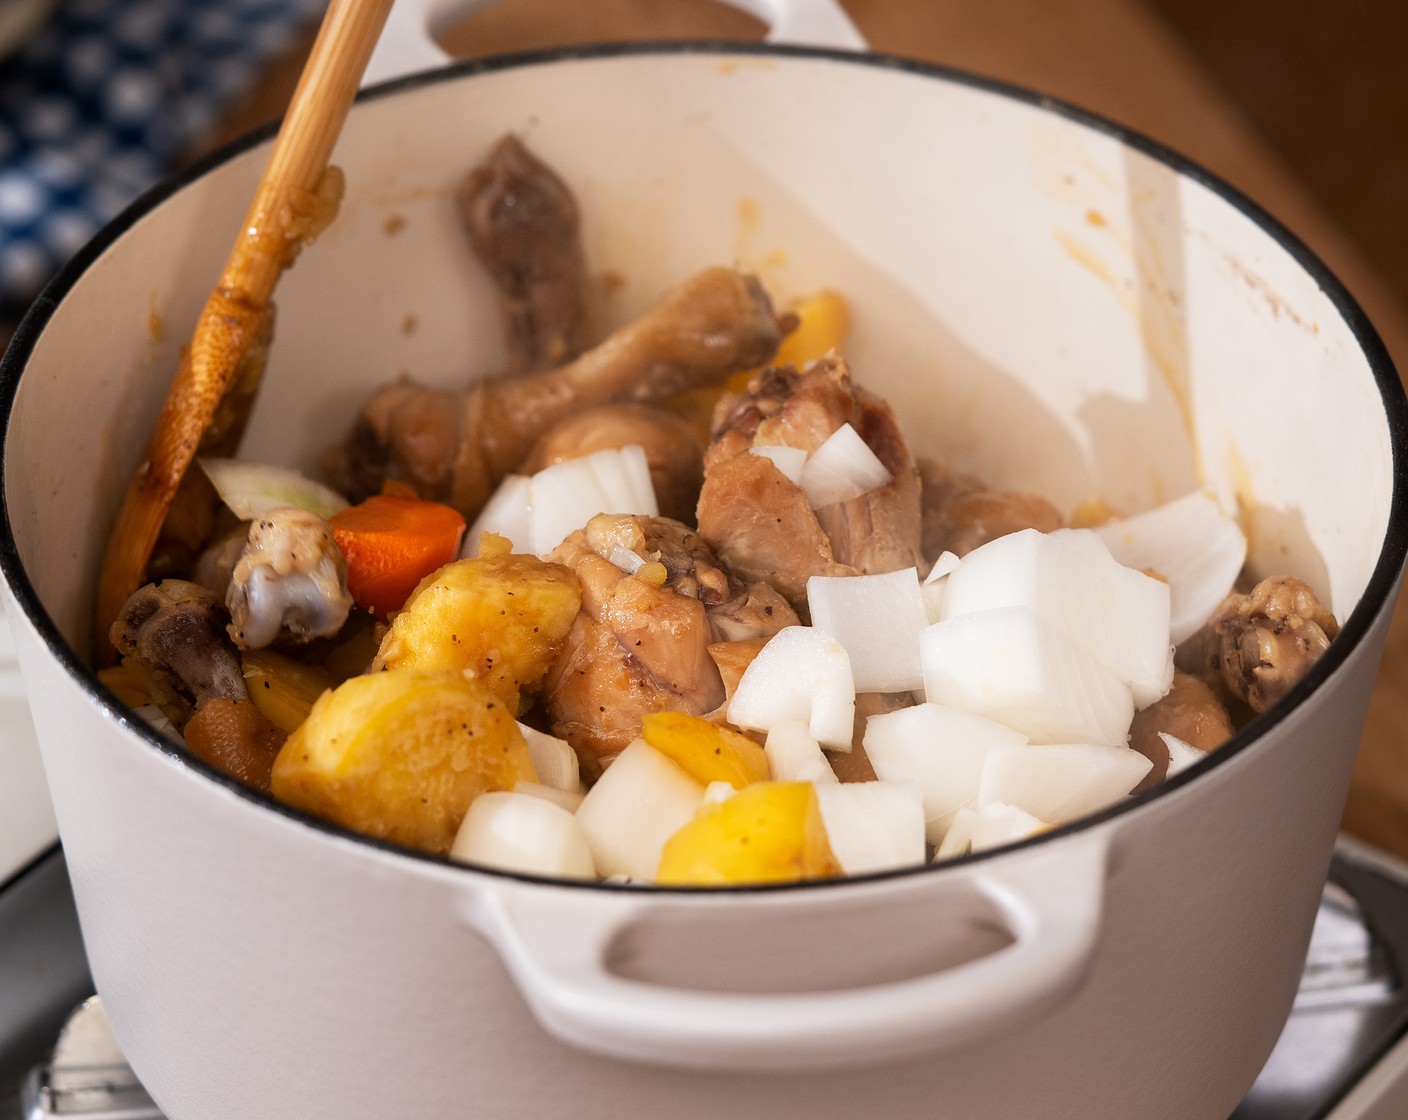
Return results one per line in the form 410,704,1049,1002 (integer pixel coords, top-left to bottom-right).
640,711,769,789
371,551,581,711
241,649,334,734
656,781,842,886
775,290,850,367
271,669,536,854
97,663,154,709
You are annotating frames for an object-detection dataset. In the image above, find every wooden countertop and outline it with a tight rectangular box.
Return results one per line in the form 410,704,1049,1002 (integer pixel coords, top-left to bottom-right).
224,0,1408,857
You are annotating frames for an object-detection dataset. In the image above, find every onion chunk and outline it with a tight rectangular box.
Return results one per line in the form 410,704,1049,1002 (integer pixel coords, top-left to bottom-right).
728,626,856,748
807,568,928,693
921,606,1136,745
799,423,892,508
1096,491,1247,644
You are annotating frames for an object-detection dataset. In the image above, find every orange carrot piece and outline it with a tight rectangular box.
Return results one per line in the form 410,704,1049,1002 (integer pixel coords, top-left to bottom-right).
330,494,466,617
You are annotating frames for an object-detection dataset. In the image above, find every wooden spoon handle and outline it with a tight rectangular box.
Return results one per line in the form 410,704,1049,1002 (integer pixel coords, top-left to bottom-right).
94,0,395,658
224,0,397,305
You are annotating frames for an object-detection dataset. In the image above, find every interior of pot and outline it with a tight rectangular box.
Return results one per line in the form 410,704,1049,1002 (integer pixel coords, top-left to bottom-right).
2,46,1397,732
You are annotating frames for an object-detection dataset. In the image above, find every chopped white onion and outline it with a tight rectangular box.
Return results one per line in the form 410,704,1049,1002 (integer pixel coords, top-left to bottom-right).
451,791,596,879
814,782,926,875
934,806,977,861
920,606,1136,745
464,475,533,557
728,626,855,748
798,423,892,508
750,444,808,484
968,802,1047,852
702,781,738,806
608,545,647,574
806,568,928,693
529,444,658,557
512,781,584,813
925,552,963,585
977,743,1152,824
922,551,962,623
575,740,704,879
938,528,1173,708
863,702,1027,844
1158,732,1208,778
589,443,658,516
764,720,839,784
516,723,581,793
1096,491,1248,643
132,703,182,743
199,458,349,521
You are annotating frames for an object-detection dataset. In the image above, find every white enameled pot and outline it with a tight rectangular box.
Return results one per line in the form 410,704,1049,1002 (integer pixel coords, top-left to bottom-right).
1,1,1405,1116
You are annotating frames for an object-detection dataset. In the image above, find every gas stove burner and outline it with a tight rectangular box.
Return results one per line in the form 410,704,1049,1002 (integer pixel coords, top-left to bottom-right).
7,836,1408,1119
20,998,160,1120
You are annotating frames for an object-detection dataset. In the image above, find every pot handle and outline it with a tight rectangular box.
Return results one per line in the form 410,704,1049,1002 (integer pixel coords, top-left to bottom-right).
363,0,868,88
465,832,1108,1072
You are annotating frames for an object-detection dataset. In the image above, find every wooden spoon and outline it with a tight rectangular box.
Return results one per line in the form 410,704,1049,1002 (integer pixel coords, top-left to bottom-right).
94,0,396,661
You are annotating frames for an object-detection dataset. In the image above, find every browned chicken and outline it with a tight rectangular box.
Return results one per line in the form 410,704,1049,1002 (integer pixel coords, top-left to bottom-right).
192,509,354,650
919,458,1064,560
457,135,592,373
1176,575,1339,713
110,580,285,791
225,508,353,650
541,514,798,771
1126,671,1234,793
519,403,705,524
697,356,923,610
323,267,785,517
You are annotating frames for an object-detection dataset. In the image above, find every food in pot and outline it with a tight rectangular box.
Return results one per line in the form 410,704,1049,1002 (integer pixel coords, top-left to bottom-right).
96,135,1341,887
698,354,923,609
320,265,786,514
541,513,798,771
1176,575,1341,712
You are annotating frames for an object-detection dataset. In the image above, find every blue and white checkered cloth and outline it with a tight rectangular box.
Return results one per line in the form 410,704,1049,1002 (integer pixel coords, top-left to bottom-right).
0,0,324,329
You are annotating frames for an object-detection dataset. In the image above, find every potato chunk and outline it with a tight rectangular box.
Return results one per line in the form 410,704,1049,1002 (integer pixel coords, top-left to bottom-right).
656,781,842,886
241,648,334,733
271,669,536,853
371,543,581,711
640,711,768,789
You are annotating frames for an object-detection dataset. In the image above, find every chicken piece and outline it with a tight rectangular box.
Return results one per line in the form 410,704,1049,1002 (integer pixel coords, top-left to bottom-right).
542,514,799,771
697,357,923,611
458,135,592,373
1176,575,1339,713
707,636,770,702
109,580,284,791
694,454,854,606
1127,672,1234,793
919,458,1063,560
225,507,353,651
323,267,785,516
519,404,705,524
111,581,248,705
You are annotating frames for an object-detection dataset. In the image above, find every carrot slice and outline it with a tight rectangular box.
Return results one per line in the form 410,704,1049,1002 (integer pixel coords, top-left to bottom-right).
330,494,467,617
